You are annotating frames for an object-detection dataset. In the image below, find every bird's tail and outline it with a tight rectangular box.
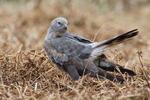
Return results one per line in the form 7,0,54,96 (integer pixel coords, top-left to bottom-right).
90,29,138,59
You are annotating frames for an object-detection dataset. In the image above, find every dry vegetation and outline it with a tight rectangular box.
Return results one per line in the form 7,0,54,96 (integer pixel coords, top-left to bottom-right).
0,0,150,100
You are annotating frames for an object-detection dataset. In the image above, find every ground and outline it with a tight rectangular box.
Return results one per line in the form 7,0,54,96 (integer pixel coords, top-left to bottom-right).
0,0,150,100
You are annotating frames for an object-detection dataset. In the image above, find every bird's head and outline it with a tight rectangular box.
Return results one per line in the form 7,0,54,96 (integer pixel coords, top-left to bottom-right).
50,17,68,33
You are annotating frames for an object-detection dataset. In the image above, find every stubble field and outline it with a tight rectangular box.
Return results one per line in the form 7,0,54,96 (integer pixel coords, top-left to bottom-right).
0,0,150,100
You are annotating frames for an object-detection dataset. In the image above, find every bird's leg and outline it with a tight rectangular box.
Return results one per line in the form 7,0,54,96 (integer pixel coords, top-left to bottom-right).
64,65,80,81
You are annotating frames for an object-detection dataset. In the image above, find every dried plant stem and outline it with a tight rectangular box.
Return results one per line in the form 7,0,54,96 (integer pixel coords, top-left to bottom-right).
137,51,150,88
115,66,129,87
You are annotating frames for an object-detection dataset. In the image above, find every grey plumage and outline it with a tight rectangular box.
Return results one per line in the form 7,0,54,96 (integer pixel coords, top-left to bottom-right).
44,17,138,83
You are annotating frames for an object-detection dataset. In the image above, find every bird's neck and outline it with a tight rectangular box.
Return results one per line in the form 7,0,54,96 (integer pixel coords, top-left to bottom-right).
45,28,66,40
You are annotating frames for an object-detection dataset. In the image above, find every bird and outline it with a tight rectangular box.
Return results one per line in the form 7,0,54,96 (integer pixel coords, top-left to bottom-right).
44,17,138,83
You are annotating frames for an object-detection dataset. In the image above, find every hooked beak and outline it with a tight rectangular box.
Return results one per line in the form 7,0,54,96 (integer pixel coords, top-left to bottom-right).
64,23,67,27
64,24,68,30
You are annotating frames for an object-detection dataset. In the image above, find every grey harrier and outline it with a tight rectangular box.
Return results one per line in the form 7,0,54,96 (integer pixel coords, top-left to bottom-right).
44,17,138,83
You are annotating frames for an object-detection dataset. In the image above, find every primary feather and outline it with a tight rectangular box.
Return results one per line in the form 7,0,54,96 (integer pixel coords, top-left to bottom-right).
90,29,138,60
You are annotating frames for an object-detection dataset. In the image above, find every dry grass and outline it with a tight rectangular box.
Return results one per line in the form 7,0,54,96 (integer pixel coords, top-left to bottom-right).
0,0,150,100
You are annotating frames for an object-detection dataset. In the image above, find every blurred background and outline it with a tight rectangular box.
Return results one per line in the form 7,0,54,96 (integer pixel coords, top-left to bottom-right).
0,0,149,65
0,0,150,99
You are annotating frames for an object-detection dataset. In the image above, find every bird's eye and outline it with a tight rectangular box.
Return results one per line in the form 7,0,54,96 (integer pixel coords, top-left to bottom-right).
57,22,61,25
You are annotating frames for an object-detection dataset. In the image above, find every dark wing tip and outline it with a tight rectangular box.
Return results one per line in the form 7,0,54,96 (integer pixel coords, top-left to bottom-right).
115,29,139,41
126,29,139,37
92,29,139,49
